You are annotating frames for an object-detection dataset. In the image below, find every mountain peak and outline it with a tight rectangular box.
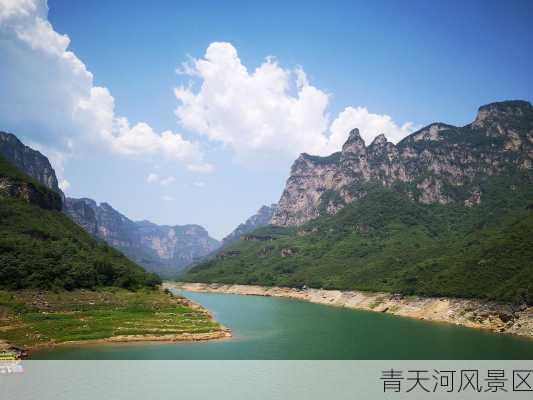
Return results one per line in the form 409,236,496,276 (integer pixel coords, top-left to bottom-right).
222,203,278,247
0,131,63,198
473,100,532,127
346,128,362,142
370,133,388,147
342,128,366,154
271,100,533,227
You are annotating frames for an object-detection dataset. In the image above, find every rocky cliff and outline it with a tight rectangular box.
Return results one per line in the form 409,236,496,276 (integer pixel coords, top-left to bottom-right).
0,131,64,200
271,100,533,226
221,204,278,247
63,198,98,235
64,198,220,277
0,155,62,211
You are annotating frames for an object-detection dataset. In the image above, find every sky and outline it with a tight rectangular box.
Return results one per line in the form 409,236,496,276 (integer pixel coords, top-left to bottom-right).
0,0,532,239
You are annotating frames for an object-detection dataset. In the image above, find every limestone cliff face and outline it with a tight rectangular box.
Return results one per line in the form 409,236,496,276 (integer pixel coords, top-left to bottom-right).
64,198,220,277
271,100,533,226
0,131,64,200
0,176,62,211
135,220,220,266
222,204,278,247
63,198,98,235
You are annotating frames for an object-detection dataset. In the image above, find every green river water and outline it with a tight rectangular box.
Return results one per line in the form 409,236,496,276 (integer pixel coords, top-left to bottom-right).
31,290,533,359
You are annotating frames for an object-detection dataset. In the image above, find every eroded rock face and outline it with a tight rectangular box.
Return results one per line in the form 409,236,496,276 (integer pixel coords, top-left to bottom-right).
135,221,220,266
0,131,63,200
0,177,62,211
63,198,98,235
64,198,220,277
271,100,533,226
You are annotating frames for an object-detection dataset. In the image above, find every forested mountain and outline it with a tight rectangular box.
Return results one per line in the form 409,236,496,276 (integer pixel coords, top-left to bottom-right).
0,154,160,289
184,101,533,304
0,131,219,278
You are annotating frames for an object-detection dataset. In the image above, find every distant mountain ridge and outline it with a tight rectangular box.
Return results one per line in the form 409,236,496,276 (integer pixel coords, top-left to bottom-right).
221,204,278,247
0,131,219,278
64,198,220,277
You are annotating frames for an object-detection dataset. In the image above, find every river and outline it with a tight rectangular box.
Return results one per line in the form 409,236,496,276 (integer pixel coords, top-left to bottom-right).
31,290,533,359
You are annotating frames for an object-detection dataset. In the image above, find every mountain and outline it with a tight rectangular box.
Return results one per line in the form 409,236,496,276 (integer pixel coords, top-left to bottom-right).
64,198,220,278
272,100,533,226
0,131,64,198
221,204,278,247
0,154,160,290
0,131,220,278
184,100,533,304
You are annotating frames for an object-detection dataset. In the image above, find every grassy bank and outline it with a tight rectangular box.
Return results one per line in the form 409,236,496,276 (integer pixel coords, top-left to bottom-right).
0,287,226,350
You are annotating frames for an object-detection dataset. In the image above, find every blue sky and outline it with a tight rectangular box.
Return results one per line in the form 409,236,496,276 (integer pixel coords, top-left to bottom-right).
1,0,532,239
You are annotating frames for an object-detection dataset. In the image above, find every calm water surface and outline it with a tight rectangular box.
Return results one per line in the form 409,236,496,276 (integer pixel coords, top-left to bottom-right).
32,290,533,359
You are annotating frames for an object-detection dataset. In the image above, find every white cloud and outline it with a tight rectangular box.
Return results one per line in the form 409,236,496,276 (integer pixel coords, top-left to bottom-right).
175,42,415,162
0,0,42,21
1,2,415,179
161,195,174,202
146,173,176,186
159,176,175,186
0,0,212,175
193,181,205,188
327,107,415,152
146,173,159,183
58,178,70,192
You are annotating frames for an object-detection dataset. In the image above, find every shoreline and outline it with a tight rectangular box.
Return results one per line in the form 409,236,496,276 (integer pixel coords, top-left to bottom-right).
29,329,232,351
170,282,533,339
0,287,232,358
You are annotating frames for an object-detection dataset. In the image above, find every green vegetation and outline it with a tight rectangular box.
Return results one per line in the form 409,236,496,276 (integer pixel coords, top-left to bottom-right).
0,155,222,349
0,155,62,210
0,155,51,190
0,155,161,290
184,177,533,304
0,289,221,347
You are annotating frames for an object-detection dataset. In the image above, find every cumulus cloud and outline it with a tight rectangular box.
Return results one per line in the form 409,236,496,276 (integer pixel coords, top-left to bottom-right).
1,1,414,178
175,42,415,161
0,0,43,21
146,173,175,186
192,181,205,188
161,195,174,202
0,0,212,174
327,106,415,151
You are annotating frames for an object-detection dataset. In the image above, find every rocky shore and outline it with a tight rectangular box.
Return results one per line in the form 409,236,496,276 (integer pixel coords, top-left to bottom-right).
0,339,29,359
171,282,533,339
